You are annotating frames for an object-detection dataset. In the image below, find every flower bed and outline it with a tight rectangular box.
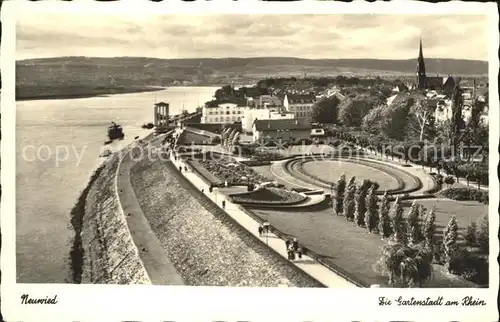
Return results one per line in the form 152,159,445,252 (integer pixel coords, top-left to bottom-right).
438,187,489,204
186,159,223,186
229,187,307,205
197,157,270,185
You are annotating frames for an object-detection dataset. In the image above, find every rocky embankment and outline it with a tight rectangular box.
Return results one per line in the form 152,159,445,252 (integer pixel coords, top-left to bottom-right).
130,157,323,287
76,153,150,284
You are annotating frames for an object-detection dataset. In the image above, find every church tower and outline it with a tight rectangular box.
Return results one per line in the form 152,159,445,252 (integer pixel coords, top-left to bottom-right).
416,37,427,90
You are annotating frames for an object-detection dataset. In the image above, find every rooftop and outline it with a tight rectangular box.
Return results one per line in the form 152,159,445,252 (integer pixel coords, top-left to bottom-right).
286,94,316,105
253,118,312,131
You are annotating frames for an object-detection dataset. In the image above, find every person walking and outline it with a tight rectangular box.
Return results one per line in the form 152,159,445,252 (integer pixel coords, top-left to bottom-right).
285,239,291,250
297,246,303,260
179,165,182,173
222,200,226,209
292,238,299,252
288,245,295,261
258,225,264,237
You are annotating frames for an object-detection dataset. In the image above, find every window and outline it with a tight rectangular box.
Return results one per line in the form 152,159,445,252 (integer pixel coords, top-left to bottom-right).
226,111,230,115
215,117,219,122
226,116,230,122
232,111,236,114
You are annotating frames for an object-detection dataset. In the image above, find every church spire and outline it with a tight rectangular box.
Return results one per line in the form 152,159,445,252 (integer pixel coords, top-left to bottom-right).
416,36,427,90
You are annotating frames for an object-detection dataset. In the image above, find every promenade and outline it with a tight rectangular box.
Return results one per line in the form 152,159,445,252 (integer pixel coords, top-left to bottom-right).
169,151,357,288
117,145,185,285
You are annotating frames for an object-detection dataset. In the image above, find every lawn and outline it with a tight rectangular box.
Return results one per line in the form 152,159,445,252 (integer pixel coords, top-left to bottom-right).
249,198,486,287
301,160,399,191
252,165,292,187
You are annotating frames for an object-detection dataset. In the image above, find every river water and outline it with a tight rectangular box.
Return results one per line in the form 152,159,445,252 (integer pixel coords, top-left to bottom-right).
16,86,217,283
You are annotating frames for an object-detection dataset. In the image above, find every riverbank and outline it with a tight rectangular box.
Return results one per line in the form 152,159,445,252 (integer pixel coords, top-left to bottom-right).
16,86,165,101
69,133,155,284
77,151,151,284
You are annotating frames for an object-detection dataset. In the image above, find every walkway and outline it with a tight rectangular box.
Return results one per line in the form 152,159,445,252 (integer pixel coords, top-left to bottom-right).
117,146,185,285
170,153,356,288
357,145,489,191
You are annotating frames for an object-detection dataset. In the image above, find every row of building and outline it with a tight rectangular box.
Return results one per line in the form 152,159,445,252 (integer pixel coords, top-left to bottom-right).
201,93,317,140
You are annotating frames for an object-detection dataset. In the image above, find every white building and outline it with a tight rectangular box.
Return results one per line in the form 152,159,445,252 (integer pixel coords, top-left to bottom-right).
240,108,295,133
201,102,246,124
283,94,316,119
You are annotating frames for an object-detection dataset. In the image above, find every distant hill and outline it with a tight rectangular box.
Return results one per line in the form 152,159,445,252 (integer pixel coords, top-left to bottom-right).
16,56,488,89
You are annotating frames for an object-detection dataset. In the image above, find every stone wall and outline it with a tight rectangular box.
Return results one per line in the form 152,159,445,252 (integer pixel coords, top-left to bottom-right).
130,158,323,287
80,154,150,284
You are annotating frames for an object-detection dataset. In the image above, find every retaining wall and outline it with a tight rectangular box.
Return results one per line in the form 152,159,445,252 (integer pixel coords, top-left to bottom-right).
80,154,150,284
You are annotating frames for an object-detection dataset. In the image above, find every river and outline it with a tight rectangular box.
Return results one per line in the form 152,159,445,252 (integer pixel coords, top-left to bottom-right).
16,86,217,283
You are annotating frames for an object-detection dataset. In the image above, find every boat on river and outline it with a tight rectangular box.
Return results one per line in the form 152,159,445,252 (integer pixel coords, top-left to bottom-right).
107,121,125,141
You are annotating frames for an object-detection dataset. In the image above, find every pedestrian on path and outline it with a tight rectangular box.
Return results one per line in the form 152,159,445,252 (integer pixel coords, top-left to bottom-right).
222,200,226,209
258,225,264,237
201,188,204,193
292,238,299,252
184,166,188,172
285,239,291,250
287,245,295,261
297,246,303,259
179,166,182,173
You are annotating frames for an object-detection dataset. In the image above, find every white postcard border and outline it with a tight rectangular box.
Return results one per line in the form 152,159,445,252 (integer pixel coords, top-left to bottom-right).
1,1,498,321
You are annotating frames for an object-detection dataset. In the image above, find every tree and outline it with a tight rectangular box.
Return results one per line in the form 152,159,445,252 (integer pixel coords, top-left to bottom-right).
374,241,433,287
332,174,346,215
347,176,356,187
464,221,478,246
378,192,392,238
406,201,423,244
354,180,370,227
443,215,459,271
361,105,385,134
364,185,379,233
390,196,407,244
423,206,436,247
450,83,465,150
477,214,488,253
343,185,357,222
408,99,435,141
312,96,340,124
338,98,373,127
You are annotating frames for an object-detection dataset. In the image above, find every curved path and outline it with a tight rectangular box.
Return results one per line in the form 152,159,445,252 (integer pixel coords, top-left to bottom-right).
270,155,435,196
117,145,185,285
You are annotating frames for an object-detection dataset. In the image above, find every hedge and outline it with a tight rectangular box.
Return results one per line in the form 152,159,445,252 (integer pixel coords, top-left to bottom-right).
438,187,489,204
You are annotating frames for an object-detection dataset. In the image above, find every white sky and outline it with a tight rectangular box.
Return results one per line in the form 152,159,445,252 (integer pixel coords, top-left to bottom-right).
14,1,489,61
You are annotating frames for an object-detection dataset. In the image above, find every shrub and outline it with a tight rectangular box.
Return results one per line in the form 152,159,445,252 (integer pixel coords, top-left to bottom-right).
477,214,488,254
444,175,455,187
211,136,222,144
407,201,423,244
332,174,346,216
438,187,488,204
343,185,357,221
464,222,478,246
354,180,371,227
374,241,433,287
443,216,459,272
364,185,379,233
448,248,489,285
423,206,436,248
378,192,392,238
390,196,407,244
